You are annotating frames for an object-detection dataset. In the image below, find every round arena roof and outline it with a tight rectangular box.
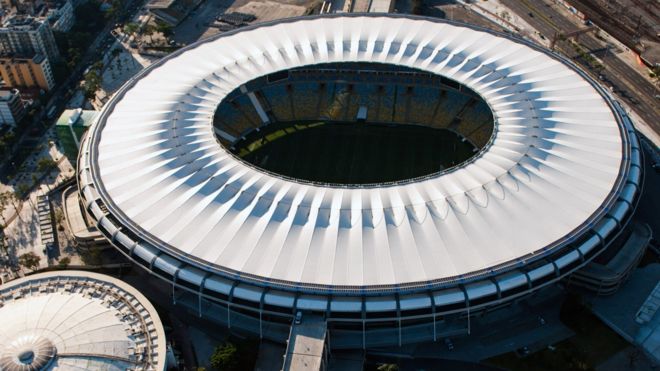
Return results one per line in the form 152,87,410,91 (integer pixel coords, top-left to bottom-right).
0,271,166,370
86,15,631,291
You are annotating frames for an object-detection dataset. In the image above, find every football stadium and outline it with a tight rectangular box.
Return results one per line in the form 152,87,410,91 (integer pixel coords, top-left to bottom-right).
77,14,643,348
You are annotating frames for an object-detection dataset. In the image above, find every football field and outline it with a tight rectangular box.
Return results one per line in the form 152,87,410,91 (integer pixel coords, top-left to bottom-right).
238,121,475,184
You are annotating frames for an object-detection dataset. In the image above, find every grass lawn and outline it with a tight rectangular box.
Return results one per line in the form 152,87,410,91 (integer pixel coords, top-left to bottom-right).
237,121,475,184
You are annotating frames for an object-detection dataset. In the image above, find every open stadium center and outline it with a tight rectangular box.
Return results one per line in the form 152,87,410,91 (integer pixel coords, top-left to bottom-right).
78,14,643,347
218,62,494,184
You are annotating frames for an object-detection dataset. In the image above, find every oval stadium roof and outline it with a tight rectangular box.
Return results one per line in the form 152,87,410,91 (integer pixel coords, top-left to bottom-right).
87,15,628,290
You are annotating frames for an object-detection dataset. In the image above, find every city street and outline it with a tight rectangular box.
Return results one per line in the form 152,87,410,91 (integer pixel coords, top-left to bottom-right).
0,0,148,177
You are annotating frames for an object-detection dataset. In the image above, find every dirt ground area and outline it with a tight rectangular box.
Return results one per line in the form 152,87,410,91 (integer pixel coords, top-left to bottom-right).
173,0,318,45
415,0,502,32
231,0,309,22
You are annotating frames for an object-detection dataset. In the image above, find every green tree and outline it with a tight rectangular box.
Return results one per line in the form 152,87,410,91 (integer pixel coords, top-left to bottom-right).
144,24,156,44
58,257,71,268
37,157,58,172
83,70,102,99
210,342,239,370
124,22,140,38
18,252,41,270
107,0,123,18
2,191,19,214
15,184,29,199
66,48,82,69
155,21,173,37
81,247,101,265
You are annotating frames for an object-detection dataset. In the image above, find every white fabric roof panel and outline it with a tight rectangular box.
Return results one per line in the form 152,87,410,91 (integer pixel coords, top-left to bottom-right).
89,15,628,291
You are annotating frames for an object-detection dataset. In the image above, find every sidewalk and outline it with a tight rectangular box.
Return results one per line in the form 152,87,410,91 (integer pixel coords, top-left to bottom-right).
0,127,75,276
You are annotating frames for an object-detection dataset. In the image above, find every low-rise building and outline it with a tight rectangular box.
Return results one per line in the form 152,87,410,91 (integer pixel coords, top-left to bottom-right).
0,53,55,90
0,88,25,126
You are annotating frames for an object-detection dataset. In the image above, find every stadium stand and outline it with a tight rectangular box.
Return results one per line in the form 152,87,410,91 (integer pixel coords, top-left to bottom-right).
213,63,495,155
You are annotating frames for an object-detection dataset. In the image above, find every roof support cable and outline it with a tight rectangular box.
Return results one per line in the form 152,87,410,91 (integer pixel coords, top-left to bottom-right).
361,297,366,350
259,288,268,339
199,273,213,318
395,293,402,347
227,282,238,329
172,265,183,305
429,291,437,342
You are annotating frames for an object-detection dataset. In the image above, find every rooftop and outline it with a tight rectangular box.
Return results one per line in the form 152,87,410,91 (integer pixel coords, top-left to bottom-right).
1,15,42,30
0,271,167,370
56,108,99,128
0,53,46,63
0,88,19,99
146,0,177,9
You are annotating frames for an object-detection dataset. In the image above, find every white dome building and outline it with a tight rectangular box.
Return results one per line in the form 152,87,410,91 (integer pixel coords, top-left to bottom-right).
0,271,166,370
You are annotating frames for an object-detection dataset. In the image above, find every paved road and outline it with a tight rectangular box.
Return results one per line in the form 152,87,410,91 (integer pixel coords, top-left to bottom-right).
0,0,147,178
501,0,660,135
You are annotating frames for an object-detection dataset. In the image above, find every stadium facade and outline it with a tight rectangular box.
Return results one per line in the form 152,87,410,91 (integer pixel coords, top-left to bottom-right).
77,15,643,348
